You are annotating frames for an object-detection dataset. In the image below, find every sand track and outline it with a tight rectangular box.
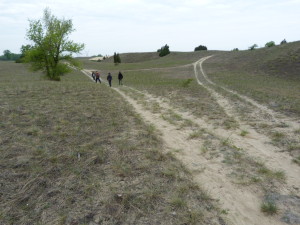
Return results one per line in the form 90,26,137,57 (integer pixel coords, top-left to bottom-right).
194,56,300,131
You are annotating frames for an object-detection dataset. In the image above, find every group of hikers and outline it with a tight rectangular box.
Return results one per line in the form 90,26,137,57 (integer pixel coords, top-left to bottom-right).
91,71,123,87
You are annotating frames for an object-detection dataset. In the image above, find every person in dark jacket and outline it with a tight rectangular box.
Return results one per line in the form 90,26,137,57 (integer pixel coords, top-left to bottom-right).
118,71,123,85
107,72,112,87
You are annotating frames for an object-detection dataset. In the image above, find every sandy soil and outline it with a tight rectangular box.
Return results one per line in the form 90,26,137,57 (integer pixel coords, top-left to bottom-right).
81,57,300,225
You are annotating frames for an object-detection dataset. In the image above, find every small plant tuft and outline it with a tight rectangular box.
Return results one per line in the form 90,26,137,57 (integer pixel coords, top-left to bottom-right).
181,78,193,88
240,130,249,137
265,41,276,48
261,201,278,215
293,156,300,165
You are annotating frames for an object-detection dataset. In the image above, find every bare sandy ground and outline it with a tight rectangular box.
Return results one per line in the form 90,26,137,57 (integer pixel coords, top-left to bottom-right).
81,57,300,225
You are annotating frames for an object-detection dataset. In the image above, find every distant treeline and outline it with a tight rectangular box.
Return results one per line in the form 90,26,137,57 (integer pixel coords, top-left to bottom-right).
0,50,21,61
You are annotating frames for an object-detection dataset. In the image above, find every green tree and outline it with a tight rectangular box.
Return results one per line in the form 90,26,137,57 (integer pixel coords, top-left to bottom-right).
3,50,12,60
194,45,207,51
113,52,121,64
24,8,84,80
265,41,275,48
280,39,287,45
117,53,121,63
0,50,21,61
20,45,32,56
248,44,258,50
16,45,32,63
158,44,170,57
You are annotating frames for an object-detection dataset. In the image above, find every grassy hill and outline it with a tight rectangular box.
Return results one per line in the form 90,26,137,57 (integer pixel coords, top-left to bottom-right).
80,41,300,119
104,52,160,63
80,41,300,166
1,40,299,224
0,61,226,225
205,41,300,117
80,50,223,71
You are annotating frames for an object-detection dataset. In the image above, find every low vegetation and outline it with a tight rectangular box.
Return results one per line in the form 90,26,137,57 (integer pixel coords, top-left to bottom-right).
0,61,226,224
2,40,299,224
205,41,300,117
248,44,258,50
113,52,121,64
0,50,21,61
194,45,208,51
265,41,276,48
261,201,278,215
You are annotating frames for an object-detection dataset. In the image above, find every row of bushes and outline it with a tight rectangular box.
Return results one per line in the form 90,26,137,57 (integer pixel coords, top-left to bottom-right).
234,39,288,51
157,44,208,57
0,50,21,61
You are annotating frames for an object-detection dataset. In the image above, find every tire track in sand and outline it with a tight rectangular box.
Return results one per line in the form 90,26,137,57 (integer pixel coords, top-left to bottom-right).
194,56,300,131
112,87,284,225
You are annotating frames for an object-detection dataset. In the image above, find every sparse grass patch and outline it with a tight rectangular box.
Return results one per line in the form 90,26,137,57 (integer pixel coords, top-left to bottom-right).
150,101,162,113
257,123,272,129
271,131,285,142
170,196,187,209
180,118,198,129
181,78,193,88
188,129,205,139
0,61,226,224
172,148,184,153
138,123,162,146
145,148,168,162
287,144,300,152
161,109,184,125
222,117,239,130
240,130,249,137
293,156,300,165
257,167,286,181
261,201,278,215
221,137,232,146
112,160,132,177
201,145,209,155
219,136,286,188
185,210,205,225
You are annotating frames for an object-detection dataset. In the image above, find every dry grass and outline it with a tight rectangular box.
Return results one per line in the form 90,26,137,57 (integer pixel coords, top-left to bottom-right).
205,41,300,118
0,61,226,224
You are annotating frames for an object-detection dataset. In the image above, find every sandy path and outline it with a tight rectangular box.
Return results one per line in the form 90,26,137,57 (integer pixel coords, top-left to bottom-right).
80,60,299,225
130,92,300,192
112,87,284,225
115,89,292,225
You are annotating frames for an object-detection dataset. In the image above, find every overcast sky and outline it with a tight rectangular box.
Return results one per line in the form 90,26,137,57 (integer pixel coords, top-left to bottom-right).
0,0,299,56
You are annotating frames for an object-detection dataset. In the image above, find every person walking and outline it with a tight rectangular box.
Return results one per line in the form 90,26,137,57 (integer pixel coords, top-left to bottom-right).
118,71,123,85
95,71,101,83
107,72,112,87
91,71,95,80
